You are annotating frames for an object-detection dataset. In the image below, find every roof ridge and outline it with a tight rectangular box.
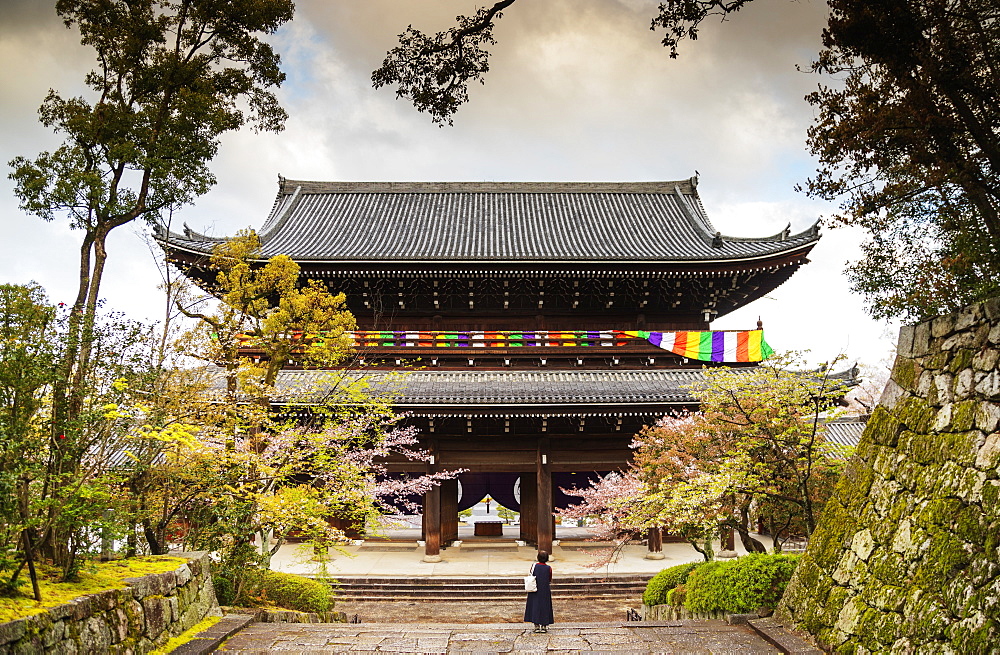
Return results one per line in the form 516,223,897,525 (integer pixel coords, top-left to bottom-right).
276,179,699,195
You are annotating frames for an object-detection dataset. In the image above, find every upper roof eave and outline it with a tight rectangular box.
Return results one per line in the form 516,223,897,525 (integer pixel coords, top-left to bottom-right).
275,178,701,196
158,233,820,268
155,176,822,264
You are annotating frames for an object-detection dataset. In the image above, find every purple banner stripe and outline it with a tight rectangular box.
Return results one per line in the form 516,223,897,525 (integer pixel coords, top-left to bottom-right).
712,331,726,362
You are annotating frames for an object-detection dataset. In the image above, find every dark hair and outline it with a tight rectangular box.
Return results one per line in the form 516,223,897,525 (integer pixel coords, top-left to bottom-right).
537,551,549,563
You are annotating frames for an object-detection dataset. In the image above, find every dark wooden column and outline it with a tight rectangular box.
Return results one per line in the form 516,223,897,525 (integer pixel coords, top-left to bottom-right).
441,478,459,545
422,485,442,562
537,439,553,555
645,527,665,560
422,444,442,562
519,472,537,544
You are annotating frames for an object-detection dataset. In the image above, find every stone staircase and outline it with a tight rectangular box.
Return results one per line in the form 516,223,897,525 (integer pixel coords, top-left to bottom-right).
324,574,653,602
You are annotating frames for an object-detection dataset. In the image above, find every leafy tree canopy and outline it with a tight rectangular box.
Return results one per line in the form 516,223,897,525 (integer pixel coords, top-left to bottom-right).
6,3,296,519
375,0,1000,320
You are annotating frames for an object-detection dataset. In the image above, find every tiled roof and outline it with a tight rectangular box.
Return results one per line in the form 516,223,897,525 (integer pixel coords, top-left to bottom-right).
271,369,707,406
161,179,820,263
823,418,867,451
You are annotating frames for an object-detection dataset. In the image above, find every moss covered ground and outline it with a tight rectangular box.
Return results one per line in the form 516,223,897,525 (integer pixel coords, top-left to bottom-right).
0,556,186,622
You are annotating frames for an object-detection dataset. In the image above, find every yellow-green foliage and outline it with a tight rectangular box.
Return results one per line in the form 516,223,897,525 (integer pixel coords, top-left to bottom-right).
685,553,800,614
642,561,702,606
241,571,334,613
0,556,186,622
149,614,221,654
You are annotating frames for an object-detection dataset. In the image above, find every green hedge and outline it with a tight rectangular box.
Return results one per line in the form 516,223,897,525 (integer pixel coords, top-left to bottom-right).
685,554,800,614
252,571,335,613
216,570,335,612
642,562,702,606
643,554,800,614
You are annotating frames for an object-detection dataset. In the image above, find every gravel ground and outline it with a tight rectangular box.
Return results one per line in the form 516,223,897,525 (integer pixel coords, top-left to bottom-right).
332,597,640,624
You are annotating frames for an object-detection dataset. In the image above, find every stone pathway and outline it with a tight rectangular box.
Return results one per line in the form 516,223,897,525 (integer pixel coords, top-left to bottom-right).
215,620,779,653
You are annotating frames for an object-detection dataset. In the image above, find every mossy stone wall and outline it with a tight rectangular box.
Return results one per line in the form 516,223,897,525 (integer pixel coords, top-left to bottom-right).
0,552,219,654
776,298,1000,653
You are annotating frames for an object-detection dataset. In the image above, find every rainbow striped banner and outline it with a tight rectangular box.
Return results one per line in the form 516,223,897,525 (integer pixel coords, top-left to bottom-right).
624,329,773,362
249,330,775,363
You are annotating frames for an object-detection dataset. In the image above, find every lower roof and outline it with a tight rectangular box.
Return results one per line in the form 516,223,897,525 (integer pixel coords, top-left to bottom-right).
273,368,705,409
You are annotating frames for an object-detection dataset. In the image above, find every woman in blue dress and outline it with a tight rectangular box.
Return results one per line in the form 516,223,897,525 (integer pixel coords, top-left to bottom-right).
524,551,553,632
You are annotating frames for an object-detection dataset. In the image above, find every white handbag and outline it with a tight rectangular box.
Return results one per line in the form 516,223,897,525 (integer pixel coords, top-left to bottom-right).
524,563,537,592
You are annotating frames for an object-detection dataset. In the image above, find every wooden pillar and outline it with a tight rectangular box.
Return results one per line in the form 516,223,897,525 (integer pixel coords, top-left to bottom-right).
537,439,553,555
519,472,537,544
422,444,442,562
645,526,665,560
422,484,442,562
441,478,459,544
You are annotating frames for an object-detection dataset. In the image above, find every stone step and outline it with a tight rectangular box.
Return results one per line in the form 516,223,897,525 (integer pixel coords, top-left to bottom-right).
327,574,653,585
323,574,652,602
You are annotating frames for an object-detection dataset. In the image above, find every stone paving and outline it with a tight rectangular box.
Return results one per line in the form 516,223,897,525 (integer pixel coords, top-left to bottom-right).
215,620,780,653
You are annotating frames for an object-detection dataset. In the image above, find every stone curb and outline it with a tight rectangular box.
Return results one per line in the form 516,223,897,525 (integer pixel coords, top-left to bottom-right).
170,613,257,655
747,617,822,654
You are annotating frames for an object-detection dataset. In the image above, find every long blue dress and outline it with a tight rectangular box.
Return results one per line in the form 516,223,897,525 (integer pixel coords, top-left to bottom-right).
523,562,554,626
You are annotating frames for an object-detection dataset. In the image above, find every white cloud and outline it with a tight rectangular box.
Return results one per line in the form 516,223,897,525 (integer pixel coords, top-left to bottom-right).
0,0,895,367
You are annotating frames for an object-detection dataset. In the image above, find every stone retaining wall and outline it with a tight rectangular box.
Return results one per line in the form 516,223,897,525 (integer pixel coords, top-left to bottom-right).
642,604,726,622
0,552,219,654
776,298,1000,652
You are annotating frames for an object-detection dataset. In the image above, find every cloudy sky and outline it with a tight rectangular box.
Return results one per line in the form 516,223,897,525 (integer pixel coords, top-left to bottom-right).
0,0,898,366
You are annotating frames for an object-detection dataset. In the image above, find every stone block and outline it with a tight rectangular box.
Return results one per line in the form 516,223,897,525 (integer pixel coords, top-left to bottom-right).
142,596,169,638
833,551,860,585
942,331,977,351
976,433,1000,469
956,369,975,398
850,529,876,561
975,371,1000,399
990,324,1000,345
955,304,982,331
833,596,865,635
933,404,953,432
984,297,1000,321
912,321,932,357
42,619,66,648
107,607,129,644
47,602,74,622
70,596,93,621
975,402,1000,432
126,599,145,634
934,373,955,404
155,571,177,595
80,616,111,653
932,314,956,338
0,619,26,647
50,639,79,655
168,596,179,624
123,576,152,600
175,563,192,587
897,326,915,358
878,379,907,410
973,349,999,371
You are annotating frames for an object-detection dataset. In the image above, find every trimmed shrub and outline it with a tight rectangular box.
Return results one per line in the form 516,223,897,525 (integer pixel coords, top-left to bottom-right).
685,553,800,614
642,561,703,606
243,572,335,613
212,574,236,606
665,584,688,607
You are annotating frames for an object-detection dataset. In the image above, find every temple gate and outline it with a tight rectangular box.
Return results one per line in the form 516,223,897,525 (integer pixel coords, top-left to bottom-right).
160,178,820,560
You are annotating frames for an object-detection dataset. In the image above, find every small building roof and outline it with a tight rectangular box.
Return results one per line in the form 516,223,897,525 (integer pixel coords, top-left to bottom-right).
161,178,820,264
823,417,867,456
